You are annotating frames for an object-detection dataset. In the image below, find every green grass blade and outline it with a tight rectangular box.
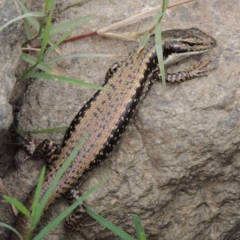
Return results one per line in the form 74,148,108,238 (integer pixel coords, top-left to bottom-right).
162,0,169,12
0,222,23,240
33,178,108,240
87,208,135,240
152,0,169,87
31,167,46,227
46,15,94,36
131,214,146,240
155,23,165,86
21,11,53,78
16,0,40,32
38,11,52,62
22,54,53,74
23,17,33,40
22,73,104,91
137,33,150,55
153,0,168,25
32,134,88,229
44,28,75,59
0,12,44,32
109,0,117,4
16,126,68,135
16,0,35,40
45,0,56,12
153,11,164,24
3,196,30,217
46,53,114,64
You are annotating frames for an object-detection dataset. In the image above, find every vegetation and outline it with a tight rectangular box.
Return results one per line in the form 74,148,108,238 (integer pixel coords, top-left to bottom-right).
0,0,170,239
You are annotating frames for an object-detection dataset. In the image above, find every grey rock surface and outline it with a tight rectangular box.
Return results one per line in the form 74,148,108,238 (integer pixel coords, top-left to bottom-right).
1,0,240,240
0,0,23,131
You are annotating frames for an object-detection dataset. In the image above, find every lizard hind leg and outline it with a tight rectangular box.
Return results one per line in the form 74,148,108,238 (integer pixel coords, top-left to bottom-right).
104,61,122,84
64,187,96,235
33,138,60,164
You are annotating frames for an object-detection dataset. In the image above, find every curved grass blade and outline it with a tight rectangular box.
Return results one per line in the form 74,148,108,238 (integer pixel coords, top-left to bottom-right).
87,208,135,240
16,0,40,33
137,33,150,55
21,54,54,74
131,214,146,240
0,222,23,240
22,73,104,91
0,12,44,32
3,196,30,218
31,167,46,227
21,11,53,79
44,28,75,58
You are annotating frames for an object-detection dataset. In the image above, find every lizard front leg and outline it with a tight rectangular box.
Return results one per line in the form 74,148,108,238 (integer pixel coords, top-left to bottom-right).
104,61,122,84
152,61,215,83
7,131,60,164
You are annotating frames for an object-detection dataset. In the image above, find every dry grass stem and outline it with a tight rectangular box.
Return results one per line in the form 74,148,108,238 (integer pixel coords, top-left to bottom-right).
97,0,196,41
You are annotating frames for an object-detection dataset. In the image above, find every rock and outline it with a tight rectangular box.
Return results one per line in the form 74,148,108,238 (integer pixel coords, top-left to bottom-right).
1,1,240,240
0,0,23,131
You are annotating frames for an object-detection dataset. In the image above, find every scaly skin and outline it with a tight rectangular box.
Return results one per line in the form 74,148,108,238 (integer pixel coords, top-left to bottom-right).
10,28,216,240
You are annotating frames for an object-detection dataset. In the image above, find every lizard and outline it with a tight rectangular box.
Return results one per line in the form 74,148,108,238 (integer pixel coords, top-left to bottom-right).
9,27,216,240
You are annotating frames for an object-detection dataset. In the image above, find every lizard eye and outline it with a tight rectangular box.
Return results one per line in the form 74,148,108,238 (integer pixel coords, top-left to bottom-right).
210,41,215,46
181,41,196,47
189,43,196,46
